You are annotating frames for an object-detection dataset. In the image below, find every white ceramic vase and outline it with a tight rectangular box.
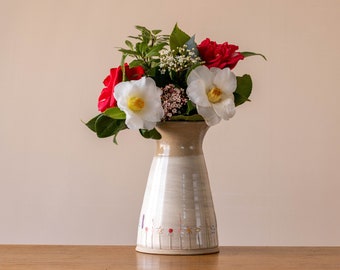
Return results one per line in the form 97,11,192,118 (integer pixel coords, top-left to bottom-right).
136,121,219,255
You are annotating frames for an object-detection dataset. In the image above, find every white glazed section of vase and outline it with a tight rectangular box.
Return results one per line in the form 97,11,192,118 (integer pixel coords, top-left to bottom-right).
136,122,218,255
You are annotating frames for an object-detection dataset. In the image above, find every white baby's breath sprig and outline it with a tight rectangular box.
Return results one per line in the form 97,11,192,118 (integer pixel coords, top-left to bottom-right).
159,45,203,74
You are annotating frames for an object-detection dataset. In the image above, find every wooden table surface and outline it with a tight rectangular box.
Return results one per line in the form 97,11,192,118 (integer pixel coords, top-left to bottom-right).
0,245,339,270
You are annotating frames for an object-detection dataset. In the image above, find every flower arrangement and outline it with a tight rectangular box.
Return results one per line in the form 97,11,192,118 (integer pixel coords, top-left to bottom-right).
86,24,265,143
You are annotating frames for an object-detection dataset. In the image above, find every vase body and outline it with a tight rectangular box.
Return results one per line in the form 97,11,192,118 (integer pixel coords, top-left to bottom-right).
136,121,219,255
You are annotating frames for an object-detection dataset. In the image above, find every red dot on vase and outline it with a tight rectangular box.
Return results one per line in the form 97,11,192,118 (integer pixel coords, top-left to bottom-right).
168,228,173,233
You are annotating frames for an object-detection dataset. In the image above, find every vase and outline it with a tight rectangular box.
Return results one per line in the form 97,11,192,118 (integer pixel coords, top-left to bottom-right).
136,121,219,255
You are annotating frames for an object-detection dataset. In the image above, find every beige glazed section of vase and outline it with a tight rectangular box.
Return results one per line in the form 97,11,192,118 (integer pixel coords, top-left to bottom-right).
136,121,219,255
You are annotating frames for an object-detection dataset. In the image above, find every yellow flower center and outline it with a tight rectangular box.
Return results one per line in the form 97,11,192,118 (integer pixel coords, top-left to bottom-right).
128,96,145,112
207,87,222,103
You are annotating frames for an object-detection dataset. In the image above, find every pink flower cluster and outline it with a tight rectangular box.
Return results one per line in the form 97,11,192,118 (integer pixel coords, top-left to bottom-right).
161,84,188,120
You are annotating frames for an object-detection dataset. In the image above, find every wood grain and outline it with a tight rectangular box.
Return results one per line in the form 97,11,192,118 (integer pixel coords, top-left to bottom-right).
0,245,339,270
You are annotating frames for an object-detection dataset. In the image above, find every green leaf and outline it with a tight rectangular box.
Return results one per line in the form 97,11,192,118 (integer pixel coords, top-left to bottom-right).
127,35,143,41
170,114,204,121
94,115,116,138
112,121,128,144
129,59,145,68
113,133,120,145
85,114,101,132
135,43,143,54
142,42,150,52
118,48,139,56
95,115,127,138
170,24,190,51
125,40,133,49
103,107,126,120
185,100,196,115
135,25,151,35
147,66,158,77
185,35,198,55
234,74,253,106
145,43,166,57
139,128,162,140
152,29,162,35
241,51,267,61
113,120,127,132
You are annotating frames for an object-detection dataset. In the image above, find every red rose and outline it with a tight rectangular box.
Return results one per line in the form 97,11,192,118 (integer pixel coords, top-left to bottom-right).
97,64,144,112
197,38,244,69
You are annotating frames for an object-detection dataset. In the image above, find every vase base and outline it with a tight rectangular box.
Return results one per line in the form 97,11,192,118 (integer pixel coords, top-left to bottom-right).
135,246,219,255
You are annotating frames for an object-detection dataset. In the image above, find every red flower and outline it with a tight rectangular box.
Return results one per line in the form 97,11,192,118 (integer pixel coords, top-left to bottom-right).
97,64,144,112
197,38,244,69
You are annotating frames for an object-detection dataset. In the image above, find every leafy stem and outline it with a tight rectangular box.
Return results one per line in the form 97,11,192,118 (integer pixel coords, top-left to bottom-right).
119,26,169,76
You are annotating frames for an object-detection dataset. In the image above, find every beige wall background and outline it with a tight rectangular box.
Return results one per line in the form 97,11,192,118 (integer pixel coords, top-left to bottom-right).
1,0,339,246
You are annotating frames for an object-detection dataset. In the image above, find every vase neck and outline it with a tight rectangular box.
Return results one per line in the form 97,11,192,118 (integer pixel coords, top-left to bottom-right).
155,121,209,157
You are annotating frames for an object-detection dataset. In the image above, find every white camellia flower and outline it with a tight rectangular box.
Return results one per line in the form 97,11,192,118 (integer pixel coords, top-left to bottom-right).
114,77,164,130
186,65,237,126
